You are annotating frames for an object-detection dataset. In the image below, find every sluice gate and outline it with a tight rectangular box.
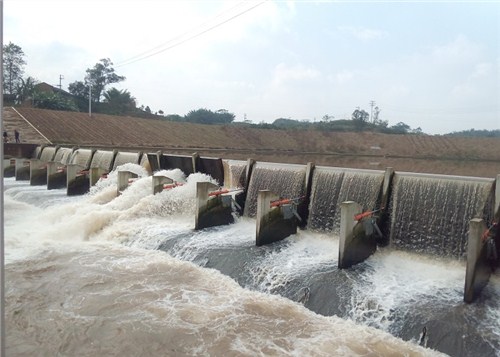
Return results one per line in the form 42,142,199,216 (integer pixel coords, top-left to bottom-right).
6,145,500,305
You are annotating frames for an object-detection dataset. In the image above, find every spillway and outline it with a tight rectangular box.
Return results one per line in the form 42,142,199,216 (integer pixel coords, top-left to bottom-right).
4,157,500,357
388,173,494,258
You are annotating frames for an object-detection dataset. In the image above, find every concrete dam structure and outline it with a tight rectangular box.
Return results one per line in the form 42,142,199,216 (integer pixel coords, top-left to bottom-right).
4,143,500,356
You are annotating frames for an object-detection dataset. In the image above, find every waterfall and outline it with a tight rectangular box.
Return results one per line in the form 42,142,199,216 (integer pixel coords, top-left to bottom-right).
308,167,385,233
223,160,246,189
52,147,73,165
113,151,140,169
388,173,494,258
39,146,57,162
243,162,306,217
69,149,94,169
90,150,115,171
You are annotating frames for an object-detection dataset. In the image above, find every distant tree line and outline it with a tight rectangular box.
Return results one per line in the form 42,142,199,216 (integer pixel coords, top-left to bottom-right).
444,129,500,138
258,109,423,135
8,42,495,135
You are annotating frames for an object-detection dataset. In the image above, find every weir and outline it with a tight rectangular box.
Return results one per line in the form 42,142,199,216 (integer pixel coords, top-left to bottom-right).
146,151,162,173
222,160,247,189
160,153,195,176
4,145,42,178
243,162,307,218
222,158,255,215
46,147,76,189
26,146,58,184
195,182,234,230
5,142,500,351
388,172,494,258
194,156,225,187
66,148,95,196
88,149,117,186
464,174,500,302
308,167,385,233
12,144,500,305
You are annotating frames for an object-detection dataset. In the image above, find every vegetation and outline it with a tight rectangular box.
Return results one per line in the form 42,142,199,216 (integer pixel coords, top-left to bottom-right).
183,108,235,124
445,129,500,138
101,88,136,115
32,91,79,112
2,42,26,95
3,42,496,137
68,58,126,108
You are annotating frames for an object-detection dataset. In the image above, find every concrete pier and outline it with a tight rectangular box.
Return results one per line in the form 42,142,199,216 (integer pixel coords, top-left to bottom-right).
256,190,298,246
15,158,31,180
339,201,378,269
29,159,48,186
66,164,88,196
4,158,16,177
195,182,234,230
464,218,493,303
297,162,315,228
47,161,67,189
152,175,173,194
117,170,138,195
377,167,395,245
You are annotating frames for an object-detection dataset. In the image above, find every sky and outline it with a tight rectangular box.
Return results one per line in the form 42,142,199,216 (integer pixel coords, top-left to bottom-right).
3,0,500,134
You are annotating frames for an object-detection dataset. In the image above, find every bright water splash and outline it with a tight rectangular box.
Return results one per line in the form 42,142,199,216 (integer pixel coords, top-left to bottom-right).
4,168,218,248
348,250,464,332
249,232,338,295
3,176,488,356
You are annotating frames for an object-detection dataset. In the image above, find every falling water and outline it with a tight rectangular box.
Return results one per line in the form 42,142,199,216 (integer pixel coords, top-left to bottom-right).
223,160,246,189
243,162,306,217
52,147,74,165
388,173,494,258
89,150,115,171
308,167,385,232
4,164,500,356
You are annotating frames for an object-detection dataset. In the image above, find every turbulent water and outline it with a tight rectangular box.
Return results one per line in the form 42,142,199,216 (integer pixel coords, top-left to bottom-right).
4,164,499,356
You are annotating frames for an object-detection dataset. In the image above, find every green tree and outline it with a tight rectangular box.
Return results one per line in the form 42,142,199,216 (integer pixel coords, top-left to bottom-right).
68,58,125,103
15,76,38,104
68,80,88,99
3,42,26,95
390,122,411,134
102,87,136,115
184,108,235,124
351,108,369,131
33,91,79,111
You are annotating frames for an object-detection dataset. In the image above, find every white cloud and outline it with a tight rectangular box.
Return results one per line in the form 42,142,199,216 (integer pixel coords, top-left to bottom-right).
334,70,354,85
337,26,387,41
271,63,321,87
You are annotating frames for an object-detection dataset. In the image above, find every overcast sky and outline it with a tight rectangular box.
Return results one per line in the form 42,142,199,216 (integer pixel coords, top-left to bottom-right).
4,0,500,134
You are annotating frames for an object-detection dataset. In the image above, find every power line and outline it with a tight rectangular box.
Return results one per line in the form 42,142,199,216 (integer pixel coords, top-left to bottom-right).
115,1,267,68
115,1,250,67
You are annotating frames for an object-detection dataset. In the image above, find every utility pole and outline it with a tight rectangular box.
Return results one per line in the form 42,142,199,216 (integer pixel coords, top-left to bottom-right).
88,84,92,117
86,75,92,117
369,100,376,123
58,74,64,90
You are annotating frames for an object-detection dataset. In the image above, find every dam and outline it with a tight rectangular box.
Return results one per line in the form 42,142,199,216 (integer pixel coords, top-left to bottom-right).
3,142,500,356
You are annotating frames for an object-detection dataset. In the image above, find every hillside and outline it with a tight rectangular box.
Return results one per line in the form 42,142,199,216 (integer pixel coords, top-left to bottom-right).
3,107,500,178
